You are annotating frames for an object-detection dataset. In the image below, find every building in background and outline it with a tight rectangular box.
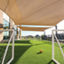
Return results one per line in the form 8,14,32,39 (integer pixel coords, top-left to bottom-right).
0,10,15,41
3,19,9,39
0,10,3,41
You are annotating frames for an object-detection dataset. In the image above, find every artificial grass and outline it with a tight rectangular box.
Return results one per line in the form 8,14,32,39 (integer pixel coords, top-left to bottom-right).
0,40,64,64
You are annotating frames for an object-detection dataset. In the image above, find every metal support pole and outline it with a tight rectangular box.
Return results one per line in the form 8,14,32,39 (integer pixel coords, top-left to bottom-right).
17,28,19,40
20,30,22,40
2,30,14,64
52,30,60,64
40,35,42,40
52,31,54,59
7,30,15,64
55,25,58,37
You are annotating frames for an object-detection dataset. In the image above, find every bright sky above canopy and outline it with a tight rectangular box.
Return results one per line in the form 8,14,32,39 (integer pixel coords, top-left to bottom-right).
21,25,52,28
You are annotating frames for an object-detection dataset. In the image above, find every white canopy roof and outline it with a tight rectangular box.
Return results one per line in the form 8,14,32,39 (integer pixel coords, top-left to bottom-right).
0,0,64,25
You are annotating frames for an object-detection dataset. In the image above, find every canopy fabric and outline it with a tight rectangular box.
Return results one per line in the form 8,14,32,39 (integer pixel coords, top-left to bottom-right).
19,27,48,31
0,0,64,25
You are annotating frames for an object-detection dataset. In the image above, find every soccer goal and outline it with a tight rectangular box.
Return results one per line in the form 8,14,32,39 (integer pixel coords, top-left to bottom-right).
52,30,64,64
0,29,15,64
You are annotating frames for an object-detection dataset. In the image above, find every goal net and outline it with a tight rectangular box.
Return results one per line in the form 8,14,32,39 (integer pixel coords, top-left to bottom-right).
52,30,64,64
0,29,14,64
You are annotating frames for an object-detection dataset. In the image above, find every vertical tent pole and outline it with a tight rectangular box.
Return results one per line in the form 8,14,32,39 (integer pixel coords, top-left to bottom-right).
20,29,22,40
9,18,11,38
52,30,54,59
40,36,41,40
12,30,14,60
44,31,45,36
52,30,62,64
17,28,20,40
55,25,58,37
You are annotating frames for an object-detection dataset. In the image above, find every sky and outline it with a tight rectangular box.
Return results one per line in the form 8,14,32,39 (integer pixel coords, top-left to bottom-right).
3,12,64,36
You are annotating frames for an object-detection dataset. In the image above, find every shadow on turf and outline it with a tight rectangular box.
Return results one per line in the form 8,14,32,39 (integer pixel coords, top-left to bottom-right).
61,45,64,48
48,60,56,64
37,52,42,54
15,40,31,44
11,46,31,64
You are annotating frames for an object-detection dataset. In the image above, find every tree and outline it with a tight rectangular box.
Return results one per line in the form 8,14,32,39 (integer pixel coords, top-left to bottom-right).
41,35,47,40
35,35,40,39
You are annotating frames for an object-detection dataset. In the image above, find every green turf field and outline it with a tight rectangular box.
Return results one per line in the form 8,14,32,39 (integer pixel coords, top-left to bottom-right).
0,40,64,64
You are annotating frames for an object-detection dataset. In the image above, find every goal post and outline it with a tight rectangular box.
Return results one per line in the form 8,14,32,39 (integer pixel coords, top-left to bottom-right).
52,30,64,64
0,29,15,64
